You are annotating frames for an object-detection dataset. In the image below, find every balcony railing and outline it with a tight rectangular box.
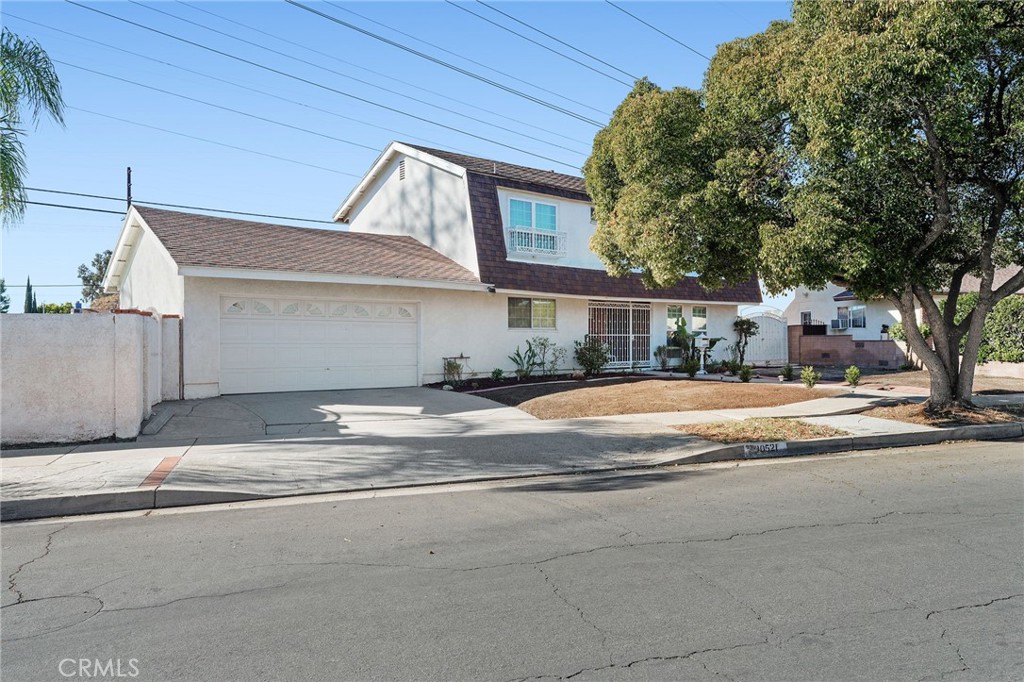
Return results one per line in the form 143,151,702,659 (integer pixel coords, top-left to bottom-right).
507,226,567,257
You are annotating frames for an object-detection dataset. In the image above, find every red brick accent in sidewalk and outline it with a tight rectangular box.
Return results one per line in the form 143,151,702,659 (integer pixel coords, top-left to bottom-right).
140,456,182,487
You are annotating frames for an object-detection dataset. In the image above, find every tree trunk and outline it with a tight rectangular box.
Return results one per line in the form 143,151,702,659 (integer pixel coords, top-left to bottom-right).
892,290,971,411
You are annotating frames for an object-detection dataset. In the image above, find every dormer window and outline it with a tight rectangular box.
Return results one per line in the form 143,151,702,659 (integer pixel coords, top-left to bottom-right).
508,197,565,257
510,198,557,230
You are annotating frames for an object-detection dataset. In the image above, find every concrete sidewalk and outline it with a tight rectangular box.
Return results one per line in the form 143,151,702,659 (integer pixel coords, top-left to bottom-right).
3,387,1022,521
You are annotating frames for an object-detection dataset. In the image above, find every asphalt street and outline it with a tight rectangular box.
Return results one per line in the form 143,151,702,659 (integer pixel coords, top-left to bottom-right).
2,440,1022,681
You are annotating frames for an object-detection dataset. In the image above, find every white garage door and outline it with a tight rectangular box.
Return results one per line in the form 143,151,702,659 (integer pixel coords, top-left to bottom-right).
219,296,419,394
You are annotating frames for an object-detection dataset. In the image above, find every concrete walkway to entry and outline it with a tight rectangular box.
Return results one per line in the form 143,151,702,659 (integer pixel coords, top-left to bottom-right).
2,386,1021,520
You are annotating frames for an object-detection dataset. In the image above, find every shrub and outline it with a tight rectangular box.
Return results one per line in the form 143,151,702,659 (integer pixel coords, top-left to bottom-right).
442,358,463,385
977,295,1024,363
682,358,701,377
732,318,760,366
508,341,540,379
845,365,861,387
653,345,670,371
574,335,611,377
490,368,504,381
781,363,794,381
801,365,821,388
738,365,753,383
530,336,567,376
725,359,742,375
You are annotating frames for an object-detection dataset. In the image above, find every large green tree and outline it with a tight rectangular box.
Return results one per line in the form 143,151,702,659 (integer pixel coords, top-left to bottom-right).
1,28,65,227
585,0,1022,409
77,250,112,303
0,278,9,313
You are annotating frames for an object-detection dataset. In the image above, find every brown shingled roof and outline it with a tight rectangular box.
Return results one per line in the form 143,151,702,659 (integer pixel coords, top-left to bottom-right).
405,143,588,195
464,173,763,303
134,206,481,285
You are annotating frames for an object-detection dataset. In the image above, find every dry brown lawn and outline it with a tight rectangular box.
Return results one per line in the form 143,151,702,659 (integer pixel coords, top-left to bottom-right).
673,418,848,444
858,369,1023,394
862,402,1024,427
490,379,840,419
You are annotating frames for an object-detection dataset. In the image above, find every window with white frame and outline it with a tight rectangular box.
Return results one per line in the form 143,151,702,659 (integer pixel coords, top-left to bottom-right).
508,297,556,329
691,306,707,332
510,198,557,230
667,305,684,345
850,305,866,328
800,311,812,325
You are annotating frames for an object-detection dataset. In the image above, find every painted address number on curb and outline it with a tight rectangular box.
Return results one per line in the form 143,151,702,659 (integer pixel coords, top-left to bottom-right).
742,442,789,458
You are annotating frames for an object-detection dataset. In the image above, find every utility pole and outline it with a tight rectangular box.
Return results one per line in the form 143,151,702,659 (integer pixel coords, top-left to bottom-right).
126,166,132,211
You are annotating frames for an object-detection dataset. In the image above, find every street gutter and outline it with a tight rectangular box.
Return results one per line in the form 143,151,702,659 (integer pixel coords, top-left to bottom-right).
2,422,1022,522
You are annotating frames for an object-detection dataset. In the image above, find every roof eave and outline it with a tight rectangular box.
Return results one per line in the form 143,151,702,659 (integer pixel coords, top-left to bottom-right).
176,265,489,293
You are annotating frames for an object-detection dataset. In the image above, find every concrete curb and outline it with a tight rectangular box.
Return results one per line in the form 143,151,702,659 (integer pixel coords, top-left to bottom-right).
2,422,1021,522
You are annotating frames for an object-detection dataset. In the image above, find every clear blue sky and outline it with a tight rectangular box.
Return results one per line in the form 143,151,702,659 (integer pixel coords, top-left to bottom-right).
2,0,792,310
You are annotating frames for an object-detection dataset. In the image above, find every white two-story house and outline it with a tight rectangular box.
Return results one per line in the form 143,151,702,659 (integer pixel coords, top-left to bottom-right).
104,142,760,397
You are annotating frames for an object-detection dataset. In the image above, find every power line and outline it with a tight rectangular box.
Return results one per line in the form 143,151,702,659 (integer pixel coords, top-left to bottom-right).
69,106,358,177
475,1,639,82
285,0,604,129
25,201,124,215
5,13,475,156
445,1,631,87
604,1,710,61
58,60,383,152
323,0,610,119
64,0,582,169
129,0,586,156
174,0,591,149
27,188,338,225
3,284,83,288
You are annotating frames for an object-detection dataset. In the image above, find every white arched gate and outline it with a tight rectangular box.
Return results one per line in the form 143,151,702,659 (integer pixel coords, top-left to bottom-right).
742,312,788,366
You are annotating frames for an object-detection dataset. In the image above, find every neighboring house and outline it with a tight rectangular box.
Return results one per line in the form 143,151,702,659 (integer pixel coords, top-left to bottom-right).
782,268,1023,368
104,142,760,398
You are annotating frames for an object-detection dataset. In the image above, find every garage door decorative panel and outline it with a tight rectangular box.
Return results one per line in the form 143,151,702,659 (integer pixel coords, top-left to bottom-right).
219,296,420,394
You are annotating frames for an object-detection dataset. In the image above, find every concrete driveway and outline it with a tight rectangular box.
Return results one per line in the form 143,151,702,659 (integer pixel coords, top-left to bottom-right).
141,387,536,441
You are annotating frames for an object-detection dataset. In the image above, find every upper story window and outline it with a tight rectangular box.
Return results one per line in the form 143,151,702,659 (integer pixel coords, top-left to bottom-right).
510,198,557,230
508,197,566,257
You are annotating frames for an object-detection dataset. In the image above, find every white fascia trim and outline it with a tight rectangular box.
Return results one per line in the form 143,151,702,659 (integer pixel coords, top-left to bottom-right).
333,141,468,223
103,206,182,293
498,185,591,205
177,266,491,293
496,287,756,306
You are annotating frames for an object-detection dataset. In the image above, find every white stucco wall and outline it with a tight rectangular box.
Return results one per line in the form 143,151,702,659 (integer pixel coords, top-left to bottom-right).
0,313,172,445
180,277,744,396
346,154,478,276
119,227,185,315
785,285,902,341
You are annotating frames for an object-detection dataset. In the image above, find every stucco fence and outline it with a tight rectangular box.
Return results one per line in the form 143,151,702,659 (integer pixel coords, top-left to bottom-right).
1,312,181,446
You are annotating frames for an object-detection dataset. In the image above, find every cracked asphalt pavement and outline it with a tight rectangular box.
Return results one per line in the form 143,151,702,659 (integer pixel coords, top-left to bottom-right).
2,440,1022,681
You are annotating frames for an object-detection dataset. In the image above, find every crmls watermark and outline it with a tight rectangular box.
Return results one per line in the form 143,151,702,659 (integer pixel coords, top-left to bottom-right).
59,659,140,678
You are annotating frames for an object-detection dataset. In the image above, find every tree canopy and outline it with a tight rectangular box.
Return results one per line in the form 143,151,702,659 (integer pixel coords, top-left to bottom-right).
585,0,1022,407
78,250,112,303
1,28,65,227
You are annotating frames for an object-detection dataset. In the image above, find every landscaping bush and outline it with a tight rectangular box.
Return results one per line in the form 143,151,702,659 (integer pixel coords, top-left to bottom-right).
845,365,861,387
508,341,540,379
530,336,568,376
682,358,701,377
738,365,753,383
574,335,611,377
733,318,760,366
442,358,463,385
781,363,794,381
490,368,504,381
724,359,742,375
801,365,821,388
974,295,1024,363
653,345,670,371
